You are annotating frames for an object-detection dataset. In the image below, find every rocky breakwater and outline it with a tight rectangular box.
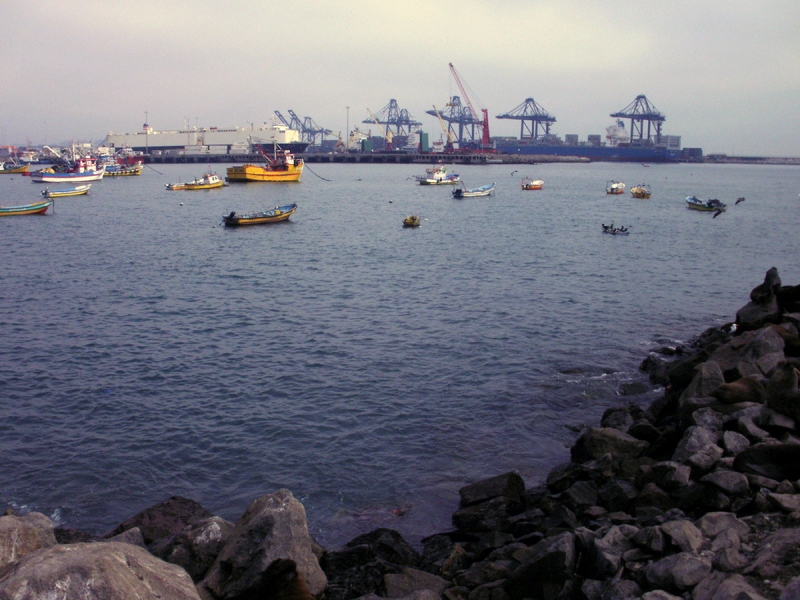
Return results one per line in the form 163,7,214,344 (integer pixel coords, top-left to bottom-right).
3,267,800,599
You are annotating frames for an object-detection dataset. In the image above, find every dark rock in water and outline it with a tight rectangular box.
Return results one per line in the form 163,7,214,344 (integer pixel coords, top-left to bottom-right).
733,443,800,481
104,495,213,546
571,427,650,464
458,471,525,508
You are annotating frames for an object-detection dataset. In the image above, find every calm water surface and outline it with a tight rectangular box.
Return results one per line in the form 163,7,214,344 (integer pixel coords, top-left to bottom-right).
1,161,799,547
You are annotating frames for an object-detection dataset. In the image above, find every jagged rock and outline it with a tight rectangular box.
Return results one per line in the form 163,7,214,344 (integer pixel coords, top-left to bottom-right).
0,541,201,599
767,493,800,513
644,552,712,592
695,512,750,540
686,444,725,473
733,443,800,480
635,483,674,512
570,428,650,464
384,567,450,597
642,591,683,600
452,496,519,533
691,407,725,432
672,426,719,464
104,495,213,546
759,406,797,431
458,472,525,508
584,525,636,579
700,470,750,496
597,479,639,512
0,512,57,570
709,327,786,379
505,532,575,600
54,527,100,544
546,455,617,493
598,578,642,599
765,361,800,421
697,573,768,599
150,515,235,582
781,576,800,599
721,430,751,456
735,415,772,441
199,489,326,599
108,525,146,548
636,461,692,491
451,559,510,588
744,528,800,579
629,418,662,443
660,519,704,554
562,480,598,510
714,546,750,571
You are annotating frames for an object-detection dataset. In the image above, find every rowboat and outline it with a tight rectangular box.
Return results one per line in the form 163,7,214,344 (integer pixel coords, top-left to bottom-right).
686,196,726,212
415,163,460,185
0,200,53,216
0,161,29,174
521,178,544,190
403,215,421,227
165,182,186,190
103,163,143,177
222,203,297,226
184,171,223,190
41,184,91,198
226,145,304,183
452,182,495,198
606,180,625,194
29,157,105,183
630,184,651,199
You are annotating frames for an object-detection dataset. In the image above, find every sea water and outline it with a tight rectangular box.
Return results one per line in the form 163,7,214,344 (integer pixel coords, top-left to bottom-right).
1,160,799,547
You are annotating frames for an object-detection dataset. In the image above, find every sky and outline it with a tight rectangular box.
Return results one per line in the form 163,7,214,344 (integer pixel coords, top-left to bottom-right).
2,0,799,157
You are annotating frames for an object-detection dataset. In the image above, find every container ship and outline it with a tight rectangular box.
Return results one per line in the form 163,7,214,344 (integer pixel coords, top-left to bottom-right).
103,122,309,156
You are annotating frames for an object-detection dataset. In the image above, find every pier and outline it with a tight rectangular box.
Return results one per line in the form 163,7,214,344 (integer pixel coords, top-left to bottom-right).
143,152,588,165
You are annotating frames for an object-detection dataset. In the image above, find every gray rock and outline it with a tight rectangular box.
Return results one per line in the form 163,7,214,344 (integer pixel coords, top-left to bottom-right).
458,472,525,508
104,495,212,546
150,515,235,582
0,541,201,599
107,526,146,548
691,408,725,432
721,430,751,456
759,406,797,431
635,483,674,511
767,493,800,513
505,532,575,600
700,573,768,599
571,428,650,464
713,547,750,572
637,461,692,490
385,567,450,597
585,525,636,579
733,443,800,480
744,528,800,578
645,552,712,592
642,591,683,600
700,470,750,495
686,443,724,472
660,519,705,554
632,526,666,553
0,512,57,570
672,426,719,464
199,489,326,598
695,512,750,540
709,327,785,379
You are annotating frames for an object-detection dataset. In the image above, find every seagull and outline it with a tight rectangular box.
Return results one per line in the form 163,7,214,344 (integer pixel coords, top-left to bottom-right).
713,208,725,218
735,197,745,205
511,170,518,176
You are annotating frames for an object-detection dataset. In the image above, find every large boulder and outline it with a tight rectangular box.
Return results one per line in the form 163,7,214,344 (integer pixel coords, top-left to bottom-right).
708,327,786,381
198,489,326,599
104,495,213,546
0,512,57,570
0,541,201,599
570,428,650,464
150,515,235,582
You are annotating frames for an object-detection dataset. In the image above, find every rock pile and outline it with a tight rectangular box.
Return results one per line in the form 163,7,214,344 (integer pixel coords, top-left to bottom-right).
3,267,800,599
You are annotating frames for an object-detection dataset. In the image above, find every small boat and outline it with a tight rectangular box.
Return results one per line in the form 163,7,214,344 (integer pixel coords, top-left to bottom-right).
226,145,304,183
28,157,105,183
630,184,651,199
184,171,223,190
521,178,544,190
0,161,29,174
0,200,53,216
602,223,630,235
686,196,727,212
606,180,626,194
41,184,91,198
165,182,186,190
103,163,143,177
403,215,421,228
415,163,460,185
222,203,297,226
452,182,495,198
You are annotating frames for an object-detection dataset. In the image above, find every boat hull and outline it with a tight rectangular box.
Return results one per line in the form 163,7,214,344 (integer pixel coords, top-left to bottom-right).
0,200,53,216
104,165,142,177
42,184,91,198
0,164,29,174
226,162,303,182
184,181,223,190
521,179,544,190
222,203,297,226
29,167,105,183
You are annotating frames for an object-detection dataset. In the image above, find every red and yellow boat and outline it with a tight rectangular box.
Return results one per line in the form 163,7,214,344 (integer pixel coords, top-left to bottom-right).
0,200,53,216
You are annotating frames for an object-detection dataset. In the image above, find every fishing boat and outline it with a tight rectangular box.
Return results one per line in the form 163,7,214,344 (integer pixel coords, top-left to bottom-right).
28,157,105,183
606,180,626,195
165,182,186,190
226,145,304,183
452,182,495,198
0,200,53,216
0,161,29,174
41,184,91,198
630,184,651,199
184,171,223,190
521,178,544,190
222,203,297,226
602,223,630,235
403,215,421,227
686,196,726,212
415,163,460,185
103,163,143,177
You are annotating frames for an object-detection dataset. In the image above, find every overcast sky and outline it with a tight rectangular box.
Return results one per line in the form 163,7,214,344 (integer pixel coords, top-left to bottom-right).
2,0,798,156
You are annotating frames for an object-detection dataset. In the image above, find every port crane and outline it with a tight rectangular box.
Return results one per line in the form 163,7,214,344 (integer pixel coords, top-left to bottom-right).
425,96,481,147
611,95,665,145
361,99,422,136
448,62,493,152
366,108,393,150
496,97,557,141
274,110,332,146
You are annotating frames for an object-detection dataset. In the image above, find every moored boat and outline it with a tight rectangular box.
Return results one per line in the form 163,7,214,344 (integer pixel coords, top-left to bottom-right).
0,161,29,174
452,182,495,198
184,171,223,190
103,163,143,177
226,145,304,183
630,184,651,199
222,203,297,226
41,184,91,198
521,178,544,190
165,182,186,190
403,215,421,227
0,199,53,216
602,223,630,235
415,163,460,185
606,180,626,194
686,196,726,212
29,157,105,183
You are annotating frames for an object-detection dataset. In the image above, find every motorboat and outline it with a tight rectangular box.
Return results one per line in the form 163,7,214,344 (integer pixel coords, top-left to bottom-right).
222,203,297,226
630,184,651,199
41,184,91,198
521,178,544,190
606,180,626,194
452,182,495,198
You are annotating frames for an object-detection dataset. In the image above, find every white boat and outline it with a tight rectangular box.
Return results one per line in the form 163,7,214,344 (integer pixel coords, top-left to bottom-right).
452,182,495,198
415,163,460,185
29,157,105,183
606,180,626,194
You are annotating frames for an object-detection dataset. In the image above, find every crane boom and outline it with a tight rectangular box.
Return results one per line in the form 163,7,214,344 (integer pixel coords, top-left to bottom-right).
432,105,455,149
448,63,479,124
367,108,393,150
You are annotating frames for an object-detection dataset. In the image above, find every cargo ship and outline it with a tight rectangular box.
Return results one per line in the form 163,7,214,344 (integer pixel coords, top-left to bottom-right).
104,122,309,156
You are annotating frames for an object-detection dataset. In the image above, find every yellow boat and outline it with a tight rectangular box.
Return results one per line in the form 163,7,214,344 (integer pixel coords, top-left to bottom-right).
0,162,29,174
226,146,303,183
630,184,651,199
184,171,223,190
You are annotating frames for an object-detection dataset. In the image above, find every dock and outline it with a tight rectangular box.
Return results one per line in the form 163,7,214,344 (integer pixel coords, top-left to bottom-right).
143,152,589,165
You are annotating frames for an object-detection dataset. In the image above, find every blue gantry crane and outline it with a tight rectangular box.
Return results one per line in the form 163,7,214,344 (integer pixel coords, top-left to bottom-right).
274,110,332,146
361,99,422,135
496,97,557,141
610,95,665,145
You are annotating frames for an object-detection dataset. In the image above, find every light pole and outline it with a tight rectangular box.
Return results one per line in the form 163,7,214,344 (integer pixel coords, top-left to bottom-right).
346,106,349,152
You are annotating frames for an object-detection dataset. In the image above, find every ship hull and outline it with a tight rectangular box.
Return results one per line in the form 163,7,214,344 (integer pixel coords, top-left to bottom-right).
226,162,304,183
496,143,680,162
